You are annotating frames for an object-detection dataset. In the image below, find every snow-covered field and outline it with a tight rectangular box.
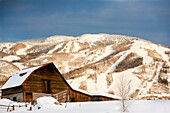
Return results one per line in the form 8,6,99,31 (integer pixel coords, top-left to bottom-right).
0,97,169,113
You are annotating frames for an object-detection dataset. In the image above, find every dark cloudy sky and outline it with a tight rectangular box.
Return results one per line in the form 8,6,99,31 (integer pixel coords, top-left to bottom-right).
0,0,169,46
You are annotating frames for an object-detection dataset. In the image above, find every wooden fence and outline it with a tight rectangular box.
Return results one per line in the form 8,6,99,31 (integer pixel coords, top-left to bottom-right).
52,90,68,102
0,90,69,112
0,102,30,112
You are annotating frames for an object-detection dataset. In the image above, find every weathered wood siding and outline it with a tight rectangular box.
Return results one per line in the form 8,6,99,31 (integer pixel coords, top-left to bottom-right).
2,86,23,95
68,89,90,102
2,92,24,102
1,86,24,102
68,89,117,102
22,64,68,101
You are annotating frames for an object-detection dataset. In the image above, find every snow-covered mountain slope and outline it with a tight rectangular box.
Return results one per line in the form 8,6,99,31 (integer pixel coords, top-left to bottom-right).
0,34,169,99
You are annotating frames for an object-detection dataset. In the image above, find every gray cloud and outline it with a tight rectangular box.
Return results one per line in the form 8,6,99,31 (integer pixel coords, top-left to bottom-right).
0,0,169,47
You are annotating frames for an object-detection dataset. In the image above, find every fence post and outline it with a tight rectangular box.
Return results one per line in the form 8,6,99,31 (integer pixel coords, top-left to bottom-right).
7,102,11,112
25,102,27,107
65,102,67,108
30,105,32,111
13,105,15,111
7,105,9,112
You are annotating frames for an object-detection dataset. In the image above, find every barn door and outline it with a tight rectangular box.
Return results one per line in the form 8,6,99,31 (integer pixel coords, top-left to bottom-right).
26,93,32,102
42,79,51,93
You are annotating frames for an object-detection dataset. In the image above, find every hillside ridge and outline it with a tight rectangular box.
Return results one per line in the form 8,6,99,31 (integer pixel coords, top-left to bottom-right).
0,33,169,100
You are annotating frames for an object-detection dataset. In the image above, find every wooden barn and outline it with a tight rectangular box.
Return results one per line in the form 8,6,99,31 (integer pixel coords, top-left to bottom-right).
0,63,120,102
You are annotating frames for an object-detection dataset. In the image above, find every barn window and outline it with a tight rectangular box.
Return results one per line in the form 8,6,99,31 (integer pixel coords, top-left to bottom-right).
13,97,17,101
42,79,51,93
19,72,27,77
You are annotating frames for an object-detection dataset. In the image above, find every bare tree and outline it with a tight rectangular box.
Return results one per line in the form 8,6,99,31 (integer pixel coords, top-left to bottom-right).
116,75,131,112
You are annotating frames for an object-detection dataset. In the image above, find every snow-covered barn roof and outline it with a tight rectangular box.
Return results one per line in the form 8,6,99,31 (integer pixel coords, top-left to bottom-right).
0,65,42,90
70,87,121,99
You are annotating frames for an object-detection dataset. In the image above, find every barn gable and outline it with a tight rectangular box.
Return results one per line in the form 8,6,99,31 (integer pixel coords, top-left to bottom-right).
22,63,69,94
0,65,41,90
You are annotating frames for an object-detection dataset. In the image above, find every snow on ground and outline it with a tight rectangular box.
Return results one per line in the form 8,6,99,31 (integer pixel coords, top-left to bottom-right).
93,45,115,63
138,63,157,96
0,98,169,113
35,97,59,108
130,40,153,64
65,41,73,53
1,55,21,62
0,43,15,54
142,94,170,98
114,51,126,57
154,62,163,82
79,34,106,45
150,43,170,65
106,51,131,73
139,62,164,97
70,76,89,89
0,99,26,113
148,62,158,80
87,79,98,93
45,35,75,43
70,53,82,62
0,99,13,106
13,62,27,70
16,45,31,55
63,62,70,73
97,73,108,93
109,68,141,96
72,42,81,52
47,42,64,54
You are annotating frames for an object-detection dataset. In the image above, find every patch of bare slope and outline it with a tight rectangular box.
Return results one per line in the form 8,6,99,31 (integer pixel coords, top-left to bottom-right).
0,60,20,74
149,82,169,96
10,43,26,54
51,46,90,73
68,44,107,70
63,41,133,80
26,44,56,56
159,62,170,82
51,53,73,66
115,52,143,72
106,74,114,91
0,75,8,86
0,43,16,54
145,49,164,62
165,51,170,62
20,42,69,68
165,51,170,55
54,42,68,53
70,41,134,92
79,81,88,91
32,42,92,74
52,41,90,53
72,42,90,52
0,52,8,59
63,55,120,80
20,42,66,65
